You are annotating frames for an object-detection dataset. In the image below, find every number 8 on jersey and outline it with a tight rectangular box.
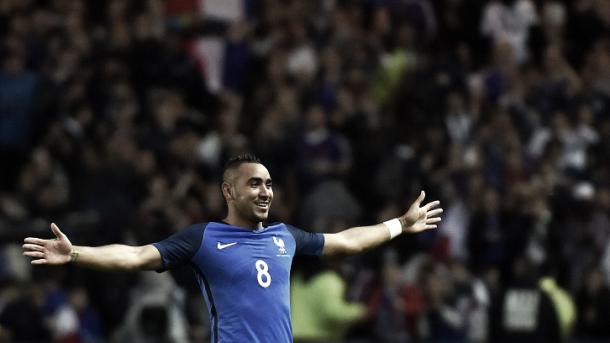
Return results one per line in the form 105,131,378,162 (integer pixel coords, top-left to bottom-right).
256,259,271,288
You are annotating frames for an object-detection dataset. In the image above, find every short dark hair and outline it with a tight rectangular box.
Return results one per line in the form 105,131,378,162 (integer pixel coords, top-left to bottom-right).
222,154,262,181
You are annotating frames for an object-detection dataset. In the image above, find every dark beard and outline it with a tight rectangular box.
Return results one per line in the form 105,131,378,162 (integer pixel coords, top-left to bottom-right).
237,203,267,225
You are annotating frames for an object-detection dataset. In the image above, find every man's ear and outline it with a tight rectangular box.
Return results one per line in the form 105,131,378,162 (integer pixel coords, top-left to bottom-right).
222,182,233,201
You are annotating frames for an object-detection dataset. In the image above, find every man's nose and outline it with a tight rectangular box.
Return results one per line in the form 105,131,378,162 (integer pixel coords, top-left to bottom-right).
259,186,270,198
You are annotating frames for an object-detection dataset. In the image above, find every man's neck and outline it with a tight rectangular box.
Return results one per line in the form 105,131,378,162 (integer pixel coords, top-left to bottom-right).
223,215,263,230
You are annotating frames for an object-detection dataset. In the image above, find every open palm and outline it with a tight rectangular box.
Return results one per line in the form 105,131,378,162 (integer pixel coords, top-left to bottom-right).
23,223,73,265
402,191,443,233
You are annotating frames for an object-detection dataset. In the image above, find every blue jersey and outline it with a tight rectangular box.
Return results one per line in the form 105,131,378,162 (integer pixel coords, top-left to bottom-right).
152,221,325,343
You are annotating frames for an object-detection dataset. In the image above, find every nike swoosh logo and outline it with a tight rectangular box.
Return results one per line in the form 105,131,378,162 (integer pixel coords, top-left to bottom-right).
217,242,238,250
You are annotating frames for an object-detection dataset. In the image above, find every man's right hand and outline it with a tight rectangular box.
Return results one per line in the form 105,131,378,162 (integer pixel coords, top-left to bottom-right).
23,223,73,265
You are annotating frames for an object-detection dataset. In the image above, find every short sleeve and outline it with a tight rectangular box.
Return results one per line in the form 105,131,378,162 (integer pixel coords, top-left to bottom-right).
152,224,205,271
286,224,325,256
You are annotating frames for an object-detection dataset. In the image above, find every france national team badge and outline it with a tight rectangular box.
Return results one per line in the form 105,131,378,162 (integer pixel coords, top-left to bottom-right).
273,236,287,254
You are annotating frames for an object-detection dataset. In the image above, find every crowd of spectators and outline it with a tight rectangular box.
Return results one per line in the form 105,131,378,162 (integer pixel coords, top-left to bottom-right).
0,0,609,342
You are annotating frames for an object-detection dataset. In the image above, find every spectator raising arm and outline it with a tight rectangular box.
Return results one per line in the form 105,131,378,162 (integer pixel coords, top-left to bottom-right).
23,223,162,271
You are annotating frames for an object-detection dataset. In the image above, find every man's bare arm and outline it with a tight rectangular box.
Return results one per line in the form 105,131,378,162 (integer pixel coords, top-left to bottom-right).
323,223,393,256
67,244,162,271
23,223,162,271
322,191,442,256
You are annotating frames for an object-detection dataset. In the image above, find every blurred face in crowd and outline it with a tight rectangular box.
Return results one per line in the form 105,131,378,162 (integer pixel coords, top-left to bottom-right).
306,106,327,130
223,163,273,226
483,187,500,214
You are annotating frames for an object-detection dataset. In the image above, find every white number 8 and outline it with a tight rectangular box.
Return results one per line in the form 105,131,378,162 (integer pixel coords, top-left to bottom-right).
256,260,271,288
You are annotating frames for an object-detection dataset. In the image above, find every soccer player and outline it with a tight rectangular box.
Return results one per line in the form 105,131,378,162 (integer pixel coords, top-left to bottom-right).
22,154,443,342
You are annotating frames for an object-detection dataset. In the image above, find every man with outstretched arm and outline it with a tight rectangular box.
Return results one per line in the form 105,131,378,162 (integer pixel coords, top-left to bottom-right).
23,154,443,342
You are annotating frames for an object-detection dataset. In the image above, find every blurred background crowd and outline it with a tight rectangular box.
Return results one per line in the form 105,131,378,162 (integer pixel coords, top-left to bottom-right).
1,0,609,342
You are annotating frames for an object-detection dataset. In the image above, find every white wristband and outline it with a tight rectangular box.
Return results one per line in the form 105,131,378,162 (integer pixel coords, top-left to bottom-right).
383,218,403,239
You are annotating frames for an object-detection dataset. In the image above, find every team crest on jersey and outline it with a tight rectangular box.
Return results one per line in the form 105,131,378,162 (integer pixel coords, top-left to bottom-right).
273,236,287,254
